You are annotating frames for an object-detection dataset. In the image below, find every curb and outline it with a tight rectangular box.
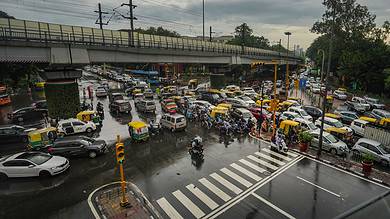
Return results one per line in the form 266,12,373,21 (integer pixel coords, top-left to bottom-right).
248,132,390,188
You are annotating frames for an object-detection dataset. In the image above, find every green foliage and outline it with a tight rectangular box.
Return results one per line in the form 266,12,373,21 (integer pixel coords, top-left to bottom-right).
307,0,390,94
385,69,390,91
134,26,180,37
45,82,80,119
227,23,271,49
298,131,313,143
0,10,14,19
362,153,374,163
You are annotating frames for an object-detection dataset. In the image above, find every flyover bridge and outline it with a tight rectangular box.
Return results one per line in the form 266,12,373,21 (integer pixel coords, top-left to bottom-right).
0,18,302,65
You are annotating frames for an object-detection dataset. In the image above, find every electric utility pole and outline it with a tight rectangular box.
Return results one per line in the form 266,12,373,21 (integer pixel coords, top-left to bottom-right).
202,0,205,41
120,0,137,47
94,3,109,29
209,26,215,42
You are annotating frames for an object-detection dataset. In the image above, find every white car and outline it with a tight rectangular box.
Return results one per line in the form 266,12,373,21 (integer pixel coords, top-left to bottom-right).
288,106,313,121
95,87,107,97
280,111,301,121
0,152,69,179
189,100,215,111
225,98,250,109
57,118,97,135
351,97,370,111
350,119,369,136
314,117,353,134
237,95,256,106
293,118,318,131
333,90,347,100
241,87,255,93
364,97,385,109
352,138,390,166
310,130,349,156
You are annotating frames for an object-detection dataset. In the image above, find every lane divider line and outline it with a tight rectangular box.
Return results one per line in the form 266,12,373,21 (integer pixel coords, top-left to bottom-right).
251,193,296,219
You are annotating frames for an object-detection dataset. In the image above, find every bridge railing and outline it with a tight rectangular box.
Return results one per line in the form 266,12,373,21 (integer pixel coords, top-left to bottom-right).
0,18,300,60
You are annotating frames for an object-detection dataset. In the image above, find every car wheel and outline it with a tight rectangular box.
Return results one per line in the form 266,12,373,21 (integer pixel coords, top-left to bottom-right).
380,160,389,167
86,128,93,133
0,173,8,181
88,151,97,159
39,170,51,178
330,148,337,156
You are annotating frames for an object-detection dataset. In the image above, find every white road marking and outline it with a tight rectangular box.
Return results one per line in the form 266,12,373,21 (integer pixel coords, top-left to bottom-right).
239,159,267,173
199,178,231,202
172,190,205,218
296,176,341,198
255,152,286,166
261,148,292,161
186,184,218,210
220,168,253,188
252,193,296,219
230,163,262,181
287,151,298,157
247,155,279,170
210,173,242,194
156,197,184,219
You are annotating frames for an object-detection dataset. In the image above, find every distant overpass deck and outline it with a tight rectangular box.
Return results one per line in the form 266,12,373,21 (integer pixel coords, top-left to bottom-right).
0,18,303,65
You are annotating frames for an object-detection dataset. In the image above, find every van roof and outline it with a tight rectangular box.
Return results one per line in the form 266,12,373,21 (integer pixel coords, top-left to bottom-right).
164,113,185,118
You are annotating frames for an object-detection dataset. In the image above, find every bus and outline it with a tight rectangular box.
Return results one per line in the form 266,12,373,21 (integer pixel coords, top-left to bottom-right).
0,85,11,106
126,70,160,86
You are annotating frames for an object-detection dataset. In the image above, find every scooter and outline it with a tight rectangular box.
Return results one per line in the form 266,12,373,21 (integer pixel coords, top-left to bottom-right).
270,135,288,153
149,122,161,136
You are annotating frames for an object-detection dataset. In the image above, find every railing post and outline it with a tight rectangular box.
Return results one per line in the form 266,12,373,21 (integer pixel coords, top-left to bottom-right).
120,33,123,46
44,31,48,44
111,30,114,46
60,24,64,42
72,26,75,43
47,23,51,42
81,27,84,44
38,22,42,42
23,20,28,41
7,18,11,39
92,28,95,45
102,29,105,45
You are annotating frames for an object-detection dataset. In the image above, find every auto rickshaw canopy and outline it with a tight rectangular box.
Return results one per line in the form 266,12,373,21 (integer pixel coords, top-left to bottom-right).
256,99,271,106
325,113,341,120
188,79,198,84
128,121,147,129
325,127,348,134
217,103,232,110
279,120,300,135
359,116,377,123
210,107,229,118
28,127,58,149
77,111,98,121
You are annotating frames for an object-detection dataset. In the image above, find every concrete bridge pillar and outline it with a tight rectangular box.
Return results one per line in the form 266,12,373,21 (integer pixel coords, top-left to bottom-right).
209,65,230,89
39,68,82,119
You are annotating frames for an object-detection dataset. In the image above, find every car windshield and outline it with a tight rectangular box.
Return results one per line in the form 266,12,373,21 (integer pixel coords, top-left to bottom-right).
212,94,219,99
17,153,52,165
300,110,309,116
241,96,251,101
333,121,343,128
307,123,317,130
378,144,390,154
326,134,338,143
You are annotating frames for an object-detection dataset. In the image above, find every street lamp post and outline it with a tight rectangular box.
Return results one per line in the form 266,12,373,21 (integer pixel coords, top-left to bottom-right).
202,0,205,41
284,32,292,99
317,49,325,108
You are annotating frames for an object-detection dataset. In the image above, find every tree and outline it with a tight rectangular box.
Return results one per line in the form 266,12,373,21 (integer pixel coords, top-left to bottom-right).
307,0,390,93
133,26,180,37
0,11,14,19
227,23,271,49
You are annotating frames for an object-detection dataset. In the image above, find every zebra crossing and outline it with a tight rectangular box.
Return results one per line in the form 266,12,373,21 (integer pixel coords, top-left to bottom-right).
155,148,299,219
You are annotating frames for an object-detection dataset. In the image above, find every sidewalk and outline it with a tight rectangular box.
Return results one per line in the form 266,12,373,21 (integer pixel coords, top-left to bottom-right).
88,182,161,219
249,132,390,187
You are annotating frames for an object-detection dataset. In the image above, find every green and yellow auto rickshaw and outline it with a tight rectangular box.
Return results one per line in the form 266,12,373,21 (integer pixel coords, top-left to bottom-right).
77,111,102,125
128,121,149,142
27,127,58,151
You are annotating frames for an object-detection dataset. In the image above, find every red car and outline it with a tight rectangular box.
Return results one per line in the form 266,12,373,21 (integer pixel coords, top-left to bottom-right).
249,107,271,120
161,99,178,114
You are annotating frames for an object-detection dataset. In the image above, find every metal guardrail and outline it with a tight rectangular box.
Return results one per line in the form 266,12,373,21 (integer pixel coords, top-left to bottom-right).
0,18,301,61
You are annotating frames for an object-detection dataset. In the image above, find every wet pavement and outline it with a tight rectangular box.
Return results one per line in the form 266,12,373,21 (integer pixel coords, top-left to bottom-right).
0,73,388,219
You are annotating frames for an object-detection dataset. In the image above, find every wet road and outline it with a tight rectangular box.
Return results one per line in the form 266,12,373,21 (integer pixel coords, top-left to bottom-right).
0,72,388,219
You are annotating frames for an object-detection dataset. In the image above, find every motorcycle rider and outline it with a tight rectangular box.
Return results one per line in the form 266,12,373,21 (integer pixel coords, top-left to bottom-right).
275,129,288,152
191,136,203,154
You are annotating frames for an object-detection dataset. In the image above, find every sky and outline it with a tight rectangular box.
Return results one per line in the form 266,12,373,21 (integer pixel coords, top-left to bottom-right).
0,0,389,49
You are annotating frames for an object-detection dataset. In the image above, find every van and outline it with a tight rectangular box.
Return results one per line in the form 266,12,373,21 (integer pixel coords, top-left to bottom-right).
136,100,156,113
161,113,186,132
350,119,369,137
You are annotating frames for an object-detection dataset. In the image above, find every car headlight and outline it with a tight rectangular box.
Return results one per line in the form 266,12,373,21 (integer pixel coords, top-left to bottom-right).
51,166,62,170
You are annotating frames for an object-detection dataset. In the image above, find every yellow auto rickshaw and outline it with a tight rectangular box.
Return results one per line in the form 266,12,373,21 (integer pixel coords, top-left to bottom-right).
184,91,196,97
379,118,390,127
325,113,341,120
35,82,45,91
256,99,271,107
223,91,235,98
337,88,347,92
28,127,58,150
77,111,102,125
132,89,142,96
217,103,233,110
128,121,149,142
279,100,298,111
359,116,377,124
210,106,229,119
279,120,300,136
188,79,198,89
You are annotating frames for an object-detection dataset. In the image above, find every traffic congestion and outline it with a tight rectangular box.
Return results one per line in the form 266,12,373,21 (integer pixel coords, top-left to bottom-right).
1,65,389,183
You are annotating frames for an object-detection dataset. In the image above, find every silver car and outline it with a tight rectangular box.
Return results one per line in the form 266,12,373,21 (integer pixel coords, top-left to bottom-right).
352,138,390,166
309,130,349,156
0,152,70,179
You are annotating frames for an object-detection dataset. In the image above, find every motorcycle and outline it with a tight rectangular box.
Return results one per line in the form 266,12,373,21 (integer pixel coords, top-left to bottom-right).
270,133,288,153
148,122,161,136
189,137,204,158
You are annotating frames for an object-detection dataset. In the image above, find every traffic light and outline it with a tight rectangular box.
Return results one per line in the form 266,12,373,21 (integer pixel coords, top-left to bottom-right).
115,142,125,164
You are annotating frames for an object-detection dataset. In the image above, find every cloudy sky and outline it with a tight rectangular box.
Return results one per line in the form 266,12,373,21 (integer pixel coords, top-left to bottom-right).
1,0,388,49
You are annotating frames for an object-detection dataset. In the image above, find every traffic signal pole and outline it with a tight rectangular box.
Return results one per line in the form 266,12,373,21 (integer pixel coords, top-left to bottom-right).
116,135,130,207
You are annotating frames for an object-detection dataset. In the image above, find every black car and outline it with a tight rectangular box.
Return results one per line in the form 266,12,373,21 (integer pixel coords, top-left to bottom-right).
302,105,322,120
46,137,107,158
0,125,31,143
32,100,47,110
7,107,48,123
200,93,221,105
337,111,359,124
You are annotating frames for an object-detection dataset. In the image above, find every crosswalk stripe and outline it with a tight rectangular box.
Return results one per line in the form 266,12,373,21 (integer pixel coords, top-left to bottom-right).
199,178,231,202
230,163,262,181
247,155,278,170
261,148,292,161
239,159,267,173
210,173,242,194
156,197,184,219
287,151,298,157
220,168,253,188
186,184,219,210
172,190,205,218
255,152,286,166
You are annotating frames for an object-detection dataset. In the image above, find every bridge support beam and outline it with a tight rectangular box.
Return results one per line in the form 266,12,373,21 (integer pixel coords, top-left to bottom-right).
209,65,230,89
39,68,82,119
